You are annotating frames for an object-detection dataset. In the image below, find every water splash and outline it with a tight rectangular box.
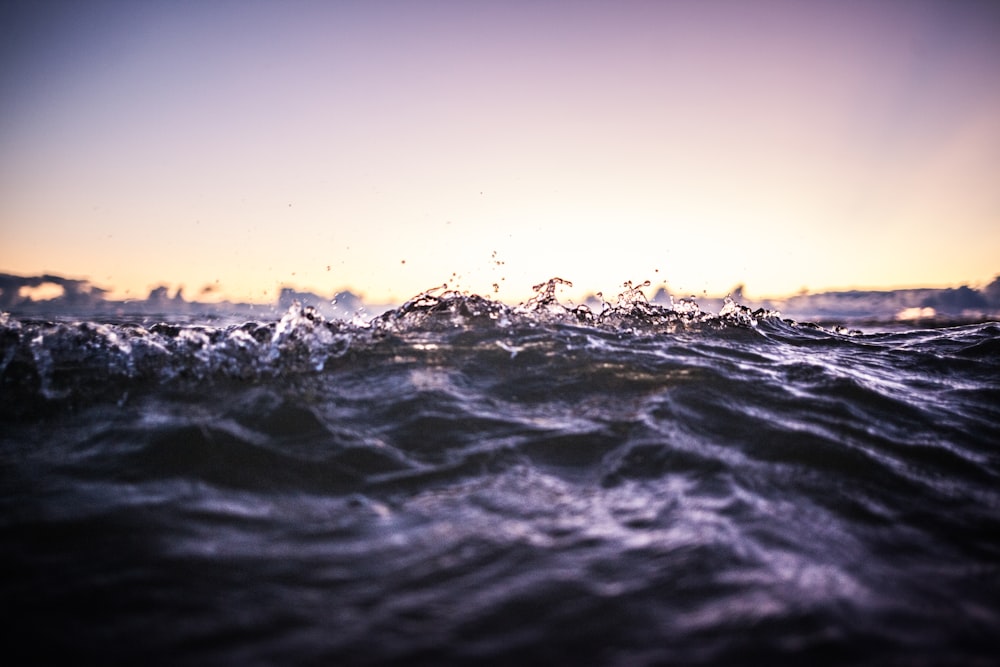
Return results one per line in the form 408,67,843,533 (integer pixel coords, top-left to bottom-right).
372,284,512,333
0,278,798,417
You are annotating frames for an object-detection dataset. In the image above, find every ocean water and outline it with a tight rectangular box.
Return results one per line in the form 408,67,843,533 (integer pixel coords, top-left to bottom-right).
2,280,999,666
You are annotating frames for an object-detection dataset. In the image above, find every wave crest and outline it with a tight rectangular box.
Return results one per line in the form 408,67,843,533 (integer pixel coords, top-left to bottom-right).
0,278,839,418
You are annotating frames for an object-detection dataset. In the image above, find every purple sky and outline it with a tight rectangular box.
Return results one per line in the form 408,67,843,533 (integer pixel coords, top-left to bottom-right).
2,0,999,303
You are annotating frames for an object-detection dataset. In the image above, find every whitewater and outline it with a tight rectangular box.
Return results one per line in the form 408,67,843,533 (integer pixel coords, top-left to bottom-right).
2,279,999,666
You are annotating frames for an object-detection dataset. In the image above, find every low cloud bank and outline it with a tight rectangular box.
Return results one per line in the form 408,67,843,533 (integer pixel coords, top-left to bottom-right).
0,273,387,322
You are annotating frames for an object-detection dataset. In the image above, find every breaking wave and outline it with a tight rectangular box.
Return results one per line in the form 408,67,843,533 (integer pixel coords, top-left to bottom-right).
2,278,999,665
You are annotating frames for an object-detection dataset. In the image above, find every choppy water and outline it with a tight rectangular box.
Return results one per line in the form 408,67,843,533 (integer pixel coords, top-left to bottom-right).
3,280,1000,666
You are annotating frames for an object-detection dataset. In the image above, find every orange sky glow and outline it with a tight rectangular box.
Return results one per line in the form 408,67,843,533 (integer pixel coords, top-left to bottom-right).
2,0,999,304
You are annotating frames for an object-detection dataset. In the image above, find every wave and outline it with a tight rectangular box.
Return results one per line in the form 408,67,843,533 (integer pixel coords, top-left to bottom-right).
2,279,1000,664
0,279,775,414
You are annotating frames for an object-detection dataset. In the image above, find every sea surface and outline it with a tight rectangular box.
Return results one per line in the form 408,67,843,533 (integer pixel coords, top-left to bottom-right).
2,280,999,666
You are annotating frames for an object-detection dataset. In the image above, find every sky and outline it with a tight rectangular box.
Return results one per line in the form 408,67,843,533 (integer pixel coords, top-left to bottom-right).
2,0,999,304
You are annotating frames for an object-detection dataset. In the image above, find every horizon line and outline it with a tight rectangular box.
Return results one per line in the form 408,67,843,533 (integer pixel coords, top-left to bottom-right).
3,269,999,308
